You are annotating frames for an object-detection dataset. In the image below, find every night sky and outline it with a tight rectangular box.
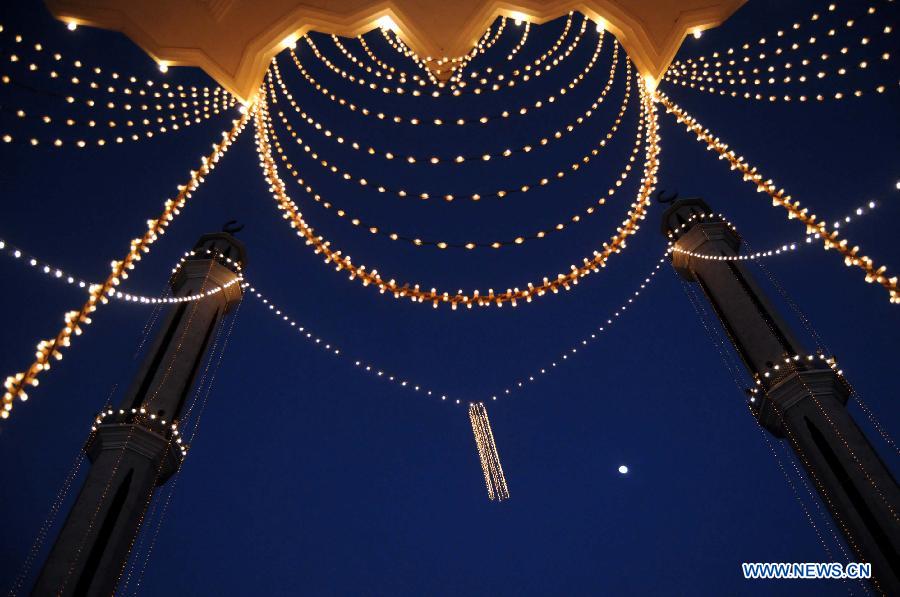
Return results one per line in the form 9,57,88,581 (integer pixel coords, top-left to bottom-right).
1,1,898,595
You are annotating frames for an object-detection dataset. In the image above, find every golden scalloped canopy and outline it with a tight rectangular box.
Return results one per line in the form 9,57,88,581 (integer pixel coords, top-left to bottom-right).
44,0,746,102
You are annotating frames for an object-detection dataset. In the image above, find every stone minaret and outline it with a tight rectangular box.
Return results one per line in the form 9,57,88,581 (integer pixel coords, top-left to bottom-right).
33,232,245,596
662,198,899,593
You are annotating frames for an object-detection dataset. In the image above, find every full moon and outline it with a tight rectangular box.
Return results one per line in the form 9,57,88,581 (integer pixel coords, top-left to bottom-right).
618,465,629,474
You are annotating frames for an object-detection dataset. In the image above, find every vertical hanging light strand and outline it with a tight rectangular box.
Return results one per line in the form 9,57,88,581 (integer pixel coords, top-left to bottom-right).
469,402,509,501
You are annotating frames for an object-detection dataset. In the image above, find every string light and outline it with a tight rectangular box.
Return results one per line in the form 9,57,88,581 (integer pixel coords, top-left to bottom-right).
271,50,627,202
287,24,605,127
307,19,587,97
657,91,898,304
505,21,530,61
469,402,509,501
356,31,434,86
265,70,644,250
1,110,250,421
378,28,440,86
252,79,660,309
666,198,886,261
490,257,665,400
470,13,572,80
269,43,621,168
329,34,425,86
247,284,454,402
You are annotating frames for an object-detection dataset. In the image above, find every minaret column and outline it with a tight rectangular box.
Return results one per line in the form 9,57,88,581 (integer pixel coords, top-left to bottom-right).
662,199,900,593
33,232,245,597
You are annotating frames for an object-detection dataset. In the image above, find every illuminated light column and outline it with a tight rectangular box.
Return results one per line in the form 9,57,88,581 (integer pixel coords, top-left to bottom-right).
662,198,900,593
33,231,245,597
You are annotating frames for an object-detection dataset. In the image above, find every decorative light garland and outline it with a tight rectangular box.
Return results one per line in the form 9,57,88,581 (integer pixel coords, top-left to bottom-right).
330,34,425,86
89,407,188,458
307,18,587,98
469,402,509,501
265,69,643,250
505,21,530,61
272,47,626,203
467,13,572,81
269,43,621,168
1,110,250,421
378,28,440,86
356,31,433,86
490,256,665,401
252,79,660,308
287,25,605,127
247,284,457,402
456,15,586,93
657,91,898,304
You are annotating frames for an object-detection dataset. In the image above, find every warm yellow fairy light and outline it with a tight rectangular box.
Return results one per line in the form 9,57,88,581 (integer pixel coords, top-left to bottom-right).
66,22,77,32
657,91,898,304
469,402,509,501
1,110,251,421
252,78,660,309
263,69,641,251
158,62,169,73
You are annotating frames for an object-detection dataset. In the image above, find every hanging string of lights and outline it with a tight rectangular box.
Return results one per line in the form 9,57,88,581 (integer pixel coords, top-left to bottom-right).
669,2,876,72
656,91,898,304
448,16,508,84
454,17,587,94
466,13,573,82
356,32,432,86
307,17,587,98
329,34,425,86
271,49,626,203
264,70,643,251
247,284,457,403
0,95,236,148
666,198,883,262
0,110,250,421
469,402,510,501
505,21,530,61
378,28,440,86
253,81,660,309
287,25,605,127
662,3,895,101
269,44,621,169
490,256,665,401
0,24,221,94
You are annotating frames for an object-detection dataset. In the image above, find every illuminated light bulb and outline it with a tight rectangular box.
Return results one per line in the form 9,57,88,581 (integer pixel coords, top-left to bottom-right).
692,30,703,39
158,62,169,73
66,22,77,31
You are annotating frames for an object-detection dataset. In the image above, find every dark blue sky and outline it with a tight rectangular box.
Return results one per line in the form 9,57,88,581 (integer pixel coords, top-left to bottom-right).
1,1,898,595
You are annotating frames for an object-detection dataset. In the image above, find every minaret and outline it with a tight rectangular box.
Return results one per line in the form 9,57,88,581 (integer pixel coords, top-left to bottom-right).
662,198,900,593
33,231,245,597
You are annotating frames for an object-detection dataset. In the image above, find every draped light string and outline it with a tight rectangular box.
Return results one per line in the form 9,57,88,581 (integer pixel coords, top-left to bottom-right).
252,79,660,309
0,110,250,421
456,15,587,93
505,20,530,61
446,16,507,84
0,93,236,148
467,13,572,81
265,69,644,251
307,18,588,97
0,25,221,94
469,402,510,501
274,46,625,203
667,4,891,74
270,43,621,169
663,4,895,101
0,237,245,305
247,284,457,403
356,32,433,86
657,91,898,304
491,256,665,401
330,34,426,86
378,28,440,86
288,25,605,127
666,198,882,262
1,46,234,112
